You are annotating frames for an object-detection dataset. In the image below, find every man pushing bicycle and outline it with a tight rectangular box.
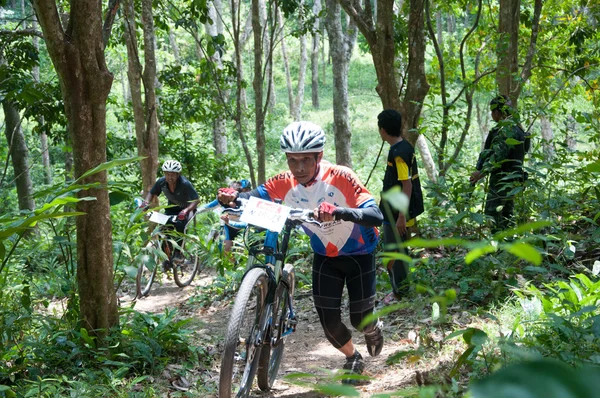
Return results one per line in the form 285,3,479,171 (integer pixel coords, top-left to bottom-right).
218,122,384,383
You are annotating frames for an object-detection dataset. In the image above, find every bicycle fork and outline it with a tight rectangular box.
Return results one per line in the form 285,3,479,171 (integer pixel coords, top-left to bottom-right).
282,293,297,337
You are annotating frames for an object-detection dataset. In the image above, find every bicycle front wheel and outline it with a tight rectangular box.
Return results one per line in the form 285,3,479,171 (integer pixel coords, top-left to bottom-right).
135,251,158,298
219,267,269,398
257,264,295,391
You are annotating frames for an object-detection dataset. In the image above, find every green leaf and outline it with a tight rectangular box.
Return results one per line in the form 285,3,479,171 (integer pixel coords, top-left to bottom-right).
401,237,469,249
378,251,414,264
493,220,552,240
505,242,542,265
0,212,86,240
470,359,600,398
79,328,96,348
315,383,360,396
109,191,129,206
0,385,16,397
359,302,411,329
75,156,143,183
584,160,600,173
381,186,409,215
0,241,5,262
124,266,139,278
505,138,523,145
465,244,497,264
386,349,418,365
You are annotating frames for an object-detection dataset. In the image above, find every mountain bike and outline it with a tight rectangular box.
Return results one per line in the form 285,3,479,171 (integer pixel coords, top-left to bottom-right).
135,209,201,298
218,203,319,398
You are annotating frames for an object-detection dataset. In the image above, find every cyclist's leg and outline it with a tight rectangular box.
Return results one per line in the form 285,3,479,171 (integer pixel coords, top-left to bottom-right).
345,252,383,357
312,253,352,349
313,254,367,382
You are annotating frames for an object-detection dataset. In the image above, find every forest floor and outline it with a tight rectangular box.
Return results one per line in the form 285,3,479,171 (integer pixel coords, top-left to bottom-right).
121,265,470,397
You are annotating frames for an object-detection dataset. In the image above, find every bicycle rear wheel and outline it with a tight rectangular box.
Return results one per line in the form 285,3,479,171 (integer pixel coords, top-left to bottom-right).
257,264,295,391
173,214,202,287
219,267,269,398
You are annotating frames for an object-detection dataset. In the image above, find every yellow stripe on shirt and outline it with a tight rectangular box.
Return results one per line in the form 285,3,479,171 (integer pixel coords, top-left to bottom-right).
395,156,409,181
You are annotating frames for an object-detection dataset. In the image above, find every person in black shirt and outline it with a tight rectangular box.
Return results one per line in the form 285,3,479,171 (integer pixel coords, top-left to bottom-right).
377,109,424,302
143,160,199,233
470,95,528,232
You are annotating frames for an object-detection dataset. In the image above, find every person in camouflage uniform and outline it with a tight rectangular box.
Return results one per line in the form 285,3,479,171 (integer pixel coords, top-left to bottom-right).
470,95,529,232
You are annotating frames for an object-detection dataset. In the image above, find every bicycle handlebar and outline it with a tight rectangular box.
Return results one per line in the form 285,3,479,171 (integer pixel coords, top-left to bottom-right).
221,202,321,228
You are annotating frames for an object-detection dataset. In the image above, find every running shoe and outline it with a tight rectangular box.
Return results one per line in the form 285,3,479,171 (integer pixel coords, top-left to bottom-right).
341,350,364,385
364,319,384,357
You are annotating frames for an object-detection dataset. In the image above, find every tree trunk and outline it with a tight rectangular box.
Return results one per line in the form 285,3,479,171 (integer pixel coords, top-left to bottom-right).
168,28,181,63
231,0,257,186
311,0,322,109
205,0,229,157
123,0,159,196
279,12,294,116
252,0,266,183
141,0,160,183
540,116,554,161
32,0,118,334
496,0,520,104
325,0,356,167
32,17,52,185
2,101,35,211
260,0,276,110
292,33,308,121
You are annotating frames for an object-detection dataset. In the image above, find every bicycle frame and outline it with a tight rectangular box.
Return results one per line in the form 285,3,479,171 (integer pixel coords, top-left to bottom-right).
238,213,313,345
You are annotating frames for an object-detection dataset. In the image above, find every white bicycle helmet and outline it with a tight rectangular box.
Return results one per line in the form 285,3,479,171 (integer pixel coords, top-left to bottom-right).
280,121,326,153
162,160,182,173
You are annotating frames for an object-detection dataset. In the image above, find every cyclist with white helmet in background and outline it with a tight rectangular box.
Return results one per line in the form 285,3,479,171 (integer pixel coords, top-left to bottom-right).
217,121,384,383
140,161,199,263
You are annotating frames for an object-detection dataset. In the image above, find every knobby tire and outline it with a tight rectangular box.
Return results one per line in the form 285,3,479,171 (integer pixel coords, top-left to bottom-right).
135,257,158,298
219,267,269,398
172,238,200,287
256,264,294,391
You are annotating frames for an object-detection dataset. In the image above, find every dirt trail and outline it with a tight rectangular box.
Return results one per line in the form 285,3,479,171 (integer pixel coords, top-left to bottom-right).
122,269,422,397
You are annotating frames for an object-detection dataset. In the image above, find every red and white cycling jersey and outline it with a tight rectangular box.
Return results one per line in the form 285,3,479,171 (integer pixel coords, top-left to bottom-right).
256,160,379,256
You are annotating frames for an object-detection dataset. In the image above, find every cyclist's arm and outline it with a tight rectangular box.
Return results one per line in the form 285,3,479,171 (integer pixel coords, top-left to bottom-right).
202,199,221,210
333,203,383,227
143,192,156,205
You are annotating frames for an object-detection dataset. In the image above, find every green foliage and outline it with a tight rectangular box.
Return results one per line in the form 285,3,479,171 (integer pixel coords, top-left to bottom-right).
469,359,600,398
512,274,600,365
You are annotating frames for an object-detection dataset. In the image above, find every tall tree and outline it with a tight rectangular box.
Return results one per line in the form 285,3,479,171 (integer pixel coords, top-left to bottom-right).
337,0,437,181
496,0,520,103
32,0,119,334
252,0,267,182
32,16,52,185
231,0,258,186
311,0,322,109
325,0,357,167
123,0,160,196
2,101,35,211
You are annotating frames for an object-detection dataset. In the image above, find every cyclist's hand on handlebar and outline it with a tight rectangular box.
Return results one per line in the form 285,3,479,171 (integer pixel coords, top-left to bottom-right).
138,200,149,210
217,187,239,208
314,202,337,222
177,210,187,220
220,213,230,224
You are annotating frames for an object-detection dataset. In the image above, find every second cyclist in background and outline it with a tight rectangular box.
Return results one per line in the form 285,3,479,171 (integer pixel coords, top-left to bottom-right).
140,160,199,267
201,179,252,259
